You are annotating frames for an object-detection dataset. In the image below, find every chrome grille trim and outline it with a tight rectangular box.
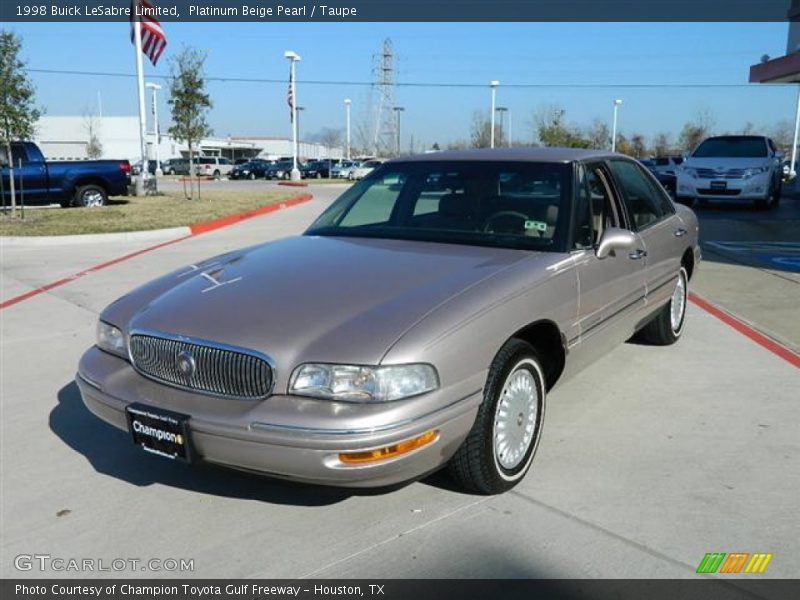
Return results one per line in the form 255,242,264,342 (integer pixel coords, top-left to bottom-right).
695,168,746,179
128,329,274,400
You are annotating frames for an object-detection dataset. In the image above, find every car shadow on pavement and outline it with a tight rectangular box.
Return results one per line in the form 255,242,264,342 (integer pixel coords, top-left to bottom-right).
50,381,406,506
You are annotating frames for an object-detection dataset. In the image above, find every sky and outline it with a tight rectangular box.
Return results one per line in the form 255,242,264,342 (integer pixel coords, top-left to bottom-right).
6,21,797,150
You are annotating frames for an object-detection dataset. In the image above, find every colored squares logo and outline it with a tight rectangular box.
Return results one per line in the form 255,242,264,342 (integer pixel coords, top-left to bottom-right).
697,553,773,574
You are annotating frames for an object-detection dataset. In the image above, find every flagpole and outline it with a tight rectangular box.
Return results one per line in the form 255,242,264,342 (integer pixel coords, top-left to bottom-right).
133,15,148,196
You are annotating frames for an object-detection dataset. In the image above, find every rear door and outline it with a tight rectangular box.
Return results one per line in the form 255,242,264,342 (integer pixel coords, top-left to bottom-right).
607,158,683,309
571,161,647,349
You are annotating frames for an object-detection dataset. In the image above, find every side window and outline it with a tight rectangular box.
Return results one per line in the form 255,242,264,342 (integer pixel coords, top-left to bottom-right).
573,163,618,250
608,160,666,230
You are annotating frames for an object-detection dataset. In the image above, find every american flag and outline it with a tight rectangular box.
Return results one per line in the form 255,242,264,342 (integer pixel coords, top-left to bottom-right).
130,0,167,66
287,64,294,122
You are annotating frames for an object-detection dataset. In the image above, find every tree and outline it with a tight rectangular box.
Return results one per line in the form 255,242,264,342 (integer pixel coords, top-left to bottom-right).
0,30,42,217
653,132,672,157
615,133,633,156
585,119,611,150
470,111,504,148
630,133,647,158
83,112,103,159
311,127,343,153
168,46,212,200
770,120,793,153
678,109,715,153
532,104,590,148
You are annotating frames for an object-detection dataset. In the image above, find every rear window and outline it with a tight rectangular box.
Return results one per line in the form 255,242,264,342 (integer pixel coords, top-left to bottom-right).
693,137,768,158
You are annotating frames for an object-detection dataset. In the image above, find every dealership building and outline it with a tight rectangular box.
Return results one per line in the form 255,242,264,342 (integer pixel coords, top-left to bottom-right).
34,116,343,163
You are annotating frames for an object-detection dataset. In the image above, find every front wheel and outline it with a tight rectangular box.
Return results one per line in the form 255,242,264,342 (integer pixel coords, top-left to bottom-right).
213,170,221,180
449,339,546,494
637,266,688,345
74,184,108,208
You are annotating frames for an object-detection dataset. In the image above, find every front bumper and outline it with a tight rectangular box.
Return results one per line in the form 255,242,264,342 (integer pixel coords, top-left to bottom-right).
76,347,481,488
677,174,770,201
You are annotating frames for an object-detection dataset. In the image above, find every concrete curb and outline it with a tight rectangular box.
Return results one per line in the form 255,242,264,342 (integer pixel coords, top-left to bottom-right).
0,194,314,247
0,227,190,247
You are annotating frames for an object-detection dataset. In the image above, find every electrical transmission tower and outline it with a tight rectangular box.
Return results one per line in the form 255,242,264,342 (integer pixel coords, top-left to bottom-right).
370,39,398,157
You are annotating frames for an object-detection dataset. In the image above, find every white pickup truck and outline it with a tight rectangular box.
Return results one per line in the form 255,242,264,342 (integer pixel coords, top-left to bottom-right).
676,135,783,210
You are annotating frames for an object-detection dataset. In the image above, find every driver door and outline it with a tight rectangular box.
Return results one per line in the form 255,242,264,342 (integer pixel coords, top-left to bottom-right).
569,162,646,365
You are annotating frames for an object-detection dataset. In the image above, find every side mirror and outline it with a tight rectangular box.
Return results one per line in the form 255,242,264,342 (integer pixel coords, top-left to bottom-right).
596,227,638,259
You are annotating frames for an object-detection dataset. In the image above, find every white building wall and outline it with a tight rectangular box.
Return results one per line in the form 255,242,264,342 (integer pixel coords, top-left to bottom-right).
35,116,343,163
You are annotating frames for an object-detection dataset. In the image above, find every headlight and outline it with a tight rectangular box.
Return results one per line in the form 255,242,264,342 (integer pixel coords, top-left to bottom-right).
242,170,250,174
289,363,439,402
680,167,697,178
743,166,768,178
96,320,126,357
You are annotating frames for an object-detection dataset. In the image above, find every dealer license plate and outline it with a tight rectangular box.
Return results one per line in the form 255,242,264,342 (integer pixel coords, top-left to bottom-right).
126,403,192,462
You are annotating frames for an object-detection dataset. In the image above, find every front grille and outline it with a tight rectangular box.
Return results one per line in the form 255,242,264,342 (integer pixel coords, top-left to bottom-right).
129,333,273,399
695,168,746,179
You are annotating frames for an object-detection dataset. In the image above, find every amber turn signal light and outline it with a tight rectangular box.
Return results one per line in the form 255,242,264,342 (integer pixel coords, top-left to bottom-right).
339,430,439,465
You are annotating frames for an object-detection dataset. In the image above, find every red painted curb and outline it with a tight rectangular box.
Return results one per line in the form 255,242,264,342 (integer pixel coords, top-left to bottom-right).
278,181,309,188
189,194,312,235
0,194,314,310
688,293,800,369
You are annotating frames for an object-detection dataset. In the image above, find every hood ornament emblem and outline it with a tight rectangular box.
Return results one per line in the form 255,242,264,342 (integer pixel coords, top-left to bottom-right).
176,351,196,378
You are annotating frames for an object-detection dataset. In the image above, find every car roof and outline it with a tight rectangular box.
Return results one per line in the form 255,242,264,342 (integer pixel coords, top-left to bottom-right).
388,147,619,164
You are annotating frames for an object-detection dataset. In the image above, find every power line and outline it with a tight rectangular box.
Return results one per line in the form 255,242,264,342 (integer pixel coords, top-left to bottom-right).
26,68,790,89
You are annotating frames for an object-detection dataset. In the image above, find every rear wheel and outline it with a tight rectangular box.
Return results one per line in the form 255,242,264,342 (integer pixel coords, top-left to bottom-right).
73,184,107,208
449,339,546,494
637,266,688,345
213,170,221,180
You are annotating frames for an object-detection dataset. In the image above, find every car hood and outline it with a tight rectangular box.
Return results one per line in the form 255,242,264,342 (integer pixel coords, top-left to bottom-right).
113,236,535,373
684,156,770,169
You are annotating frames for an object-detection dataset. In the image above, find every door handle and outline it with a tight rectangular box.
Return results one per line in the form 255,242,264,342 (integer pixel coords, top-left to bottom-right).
628,249,647,260
674,228,688,237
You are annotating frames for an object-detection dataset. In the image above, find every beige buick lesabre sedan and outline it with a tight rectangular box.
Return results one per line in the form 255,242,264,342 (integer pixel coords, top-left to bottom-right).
77,148,700,494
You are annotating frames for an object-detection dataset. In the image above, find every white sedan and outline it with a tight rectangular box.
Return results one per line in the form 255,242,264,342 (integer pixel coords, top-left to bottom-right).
349,159,384,180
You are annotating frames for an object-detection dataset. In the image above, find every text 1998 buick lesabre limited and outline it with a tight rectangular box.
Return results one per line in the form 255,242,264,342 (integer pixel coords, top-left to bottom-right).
77,148,700,494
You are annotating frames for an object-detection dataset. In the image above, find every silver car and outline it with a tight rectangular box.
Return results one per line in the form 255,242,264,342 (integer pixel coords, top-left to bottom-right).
77,148,700,494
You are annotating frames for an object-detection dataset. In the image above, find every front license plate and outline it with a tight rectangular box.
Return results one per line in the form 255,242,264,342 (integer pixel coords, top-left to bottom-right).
710,180,727,190
126,403,192,462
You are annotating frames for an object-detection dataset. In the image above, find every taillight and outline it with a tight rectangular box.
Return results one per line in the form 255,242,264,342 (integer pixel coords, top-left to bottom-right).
120,161,131,174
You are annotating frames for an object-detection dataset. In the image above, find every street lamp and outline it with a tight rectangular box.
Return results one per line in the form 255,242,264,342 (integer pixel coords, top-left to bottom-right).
611,99,623,153
495,106,508,147
393,106,405,156
344,99,352,160
145,82,162,176
489,80,500,148
284,50,301,181
296,106,305,162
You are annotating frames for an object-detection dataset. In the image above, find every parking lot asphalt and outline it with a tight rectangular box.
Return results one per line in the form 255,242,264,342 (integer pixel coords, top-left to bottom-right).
1,183,798,581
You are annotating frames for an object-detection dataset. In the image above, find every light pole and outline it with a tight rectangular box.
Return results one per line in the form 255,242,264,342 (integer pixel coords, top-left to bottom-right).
296,106,305,161
495,106,508,147
284,50,301,181
489,80,499,148
393,106,405,157
611,99,623,152
145,82,162,176
344,98,352,160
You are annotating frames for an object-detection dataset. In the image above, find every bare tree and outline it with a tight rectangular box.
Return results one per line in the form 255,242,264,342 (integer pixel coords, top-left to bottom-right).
653,132,672,157
532,104,589,148
770,120,793,153
311,127,343,154
470,111,505,148
630,133,647,158
83,111,103,159
585,119,611,150
678,109,716,153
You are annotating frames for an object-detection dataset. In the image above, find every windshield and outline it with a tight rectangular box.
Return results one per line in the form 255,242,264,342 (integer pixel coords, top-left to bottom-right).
305,160,572,252
693,137,768,158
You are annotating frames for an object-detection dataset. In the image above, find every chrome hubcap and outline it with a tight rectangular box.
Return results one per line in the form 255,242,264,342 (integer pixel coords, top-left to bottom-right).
82,191,103,207
494,365,538,470
671,272,686,332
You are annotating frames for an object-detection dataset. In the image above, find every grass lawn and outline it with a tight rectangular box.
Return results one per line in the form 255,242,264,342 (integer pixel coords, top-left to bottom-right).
0,190,304,237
